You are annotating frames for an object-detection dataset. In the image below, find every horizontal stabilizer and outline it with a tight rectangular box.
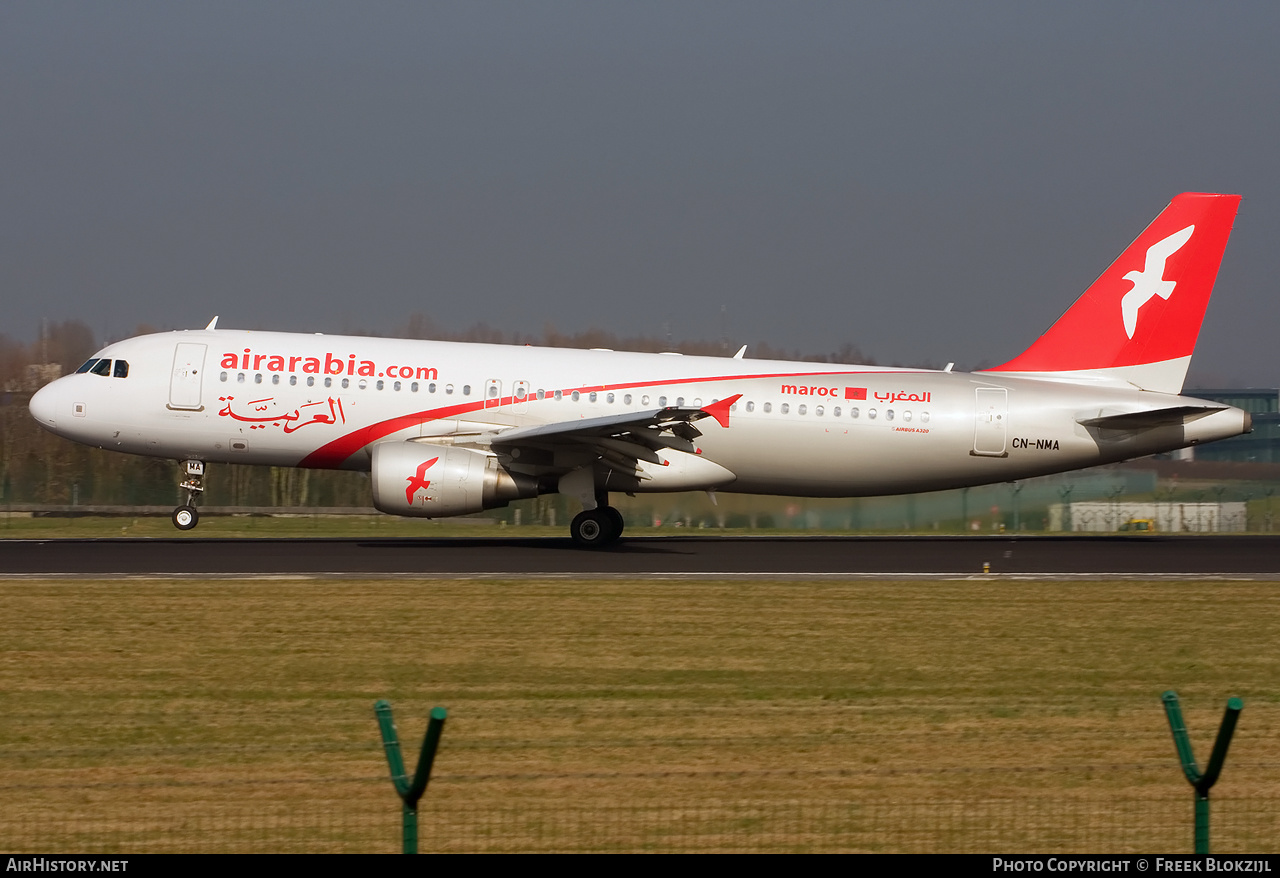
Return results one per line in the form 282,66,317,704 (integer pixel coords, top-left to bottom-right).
1076,405,1225,430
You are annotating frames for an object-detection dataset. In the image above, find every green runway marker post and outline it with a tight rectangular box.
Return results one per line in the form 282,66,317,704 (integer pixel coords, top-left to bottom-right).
1161,691,1243,854
375,700,447,854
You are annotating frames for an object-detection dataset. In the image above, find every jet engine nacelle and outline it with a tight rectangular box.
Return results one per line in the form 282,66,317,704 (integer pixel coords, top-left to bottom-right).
371,442,538,518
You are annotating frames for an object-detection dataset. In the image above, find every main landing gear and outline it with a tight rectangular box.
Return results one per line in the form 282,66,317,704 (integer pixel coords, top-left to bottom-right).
570,500,625,548
173,459,205,531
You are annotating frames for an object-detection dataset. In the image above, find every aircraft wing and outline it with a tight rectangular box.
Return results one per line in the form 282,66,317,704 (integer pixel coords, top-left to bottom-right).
491,407,708,447
484,395,742,472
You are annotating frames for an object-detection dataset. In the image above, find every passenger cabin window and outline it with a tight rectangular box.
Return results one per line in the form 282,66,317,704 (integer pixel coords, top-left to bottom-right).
113,360,129,378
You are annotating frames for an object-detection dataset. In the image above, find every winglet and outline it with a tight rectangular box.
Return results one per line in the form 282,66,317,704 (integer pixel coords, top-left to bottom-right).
733,345,747,359
205,316,220,330
701,394,743,428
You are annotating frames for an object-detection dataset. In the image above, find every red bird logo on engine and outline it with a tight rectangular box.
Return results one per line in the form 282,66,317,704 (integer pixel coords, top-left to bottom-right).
404,457,440,505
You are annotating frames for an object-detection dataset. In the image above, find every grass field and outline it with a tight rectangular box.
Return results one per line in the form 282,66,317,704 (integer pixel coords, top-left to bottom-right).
1,577,1277,851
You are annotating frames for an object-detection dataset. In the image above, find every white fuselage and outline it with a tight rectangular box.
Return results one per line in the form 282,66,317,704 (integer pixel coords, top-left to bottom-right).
29,329,1250,502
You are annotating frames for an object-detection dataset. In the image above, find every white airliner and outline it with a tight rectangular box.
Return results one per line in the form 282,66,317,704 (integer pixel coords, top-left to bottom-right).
29,193,1250,545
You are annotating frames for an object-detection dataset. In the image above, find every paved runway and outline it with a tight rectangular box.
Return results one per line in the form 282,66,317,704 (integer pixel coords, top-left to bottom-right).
2,535,1279,577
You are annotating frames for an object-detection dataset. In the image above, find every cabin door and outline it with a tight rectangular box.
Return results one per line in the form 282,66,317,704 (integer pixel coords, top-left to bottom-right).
972,387,1008,457
169,343,207,411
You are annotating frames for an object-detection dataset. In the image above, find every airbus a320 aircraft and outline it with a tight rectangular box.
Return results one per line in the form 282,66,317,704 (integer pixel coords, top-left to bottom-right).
29,193,1250,546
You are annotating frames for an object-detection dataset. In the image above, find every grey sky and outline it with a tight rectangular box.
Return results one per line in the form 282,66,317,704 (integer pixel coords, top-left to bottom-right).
3,2,1277,384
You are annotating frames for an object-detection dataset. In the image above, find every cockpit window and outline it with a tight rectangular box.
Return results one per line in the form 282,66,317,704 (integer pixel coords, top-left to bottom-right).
89,359,112,376
113,360,129,378
75,359,100,374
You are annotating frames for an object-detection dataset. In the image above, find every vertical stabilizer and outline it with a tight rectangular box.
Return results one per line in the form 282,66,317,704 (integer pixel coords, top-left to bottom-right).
984,193,1241,393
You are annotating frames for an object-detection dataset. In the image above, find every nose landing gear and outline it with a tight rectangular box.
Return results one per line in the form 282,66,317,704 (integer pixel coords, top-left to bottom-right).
173,459,205,531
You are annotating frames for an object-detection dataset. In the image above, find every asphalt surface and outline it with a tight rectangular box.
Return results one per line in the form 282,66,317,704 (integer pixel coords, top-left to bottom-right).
1,535,1279,576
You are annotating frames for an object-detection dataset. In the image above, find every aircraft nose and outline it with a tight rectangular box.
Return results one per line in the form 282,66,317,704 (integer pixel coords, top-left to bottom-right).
28,381,61,430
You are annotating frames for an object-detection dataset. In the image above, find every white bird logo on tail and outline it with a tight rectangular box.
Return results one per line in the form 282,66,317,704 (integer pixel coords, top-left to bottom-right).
1120,225,1195,339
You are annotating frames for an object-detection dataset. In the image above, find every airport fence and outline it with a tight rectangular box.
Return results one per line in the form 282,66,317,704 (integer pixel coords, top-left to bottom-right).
3,796,1277,853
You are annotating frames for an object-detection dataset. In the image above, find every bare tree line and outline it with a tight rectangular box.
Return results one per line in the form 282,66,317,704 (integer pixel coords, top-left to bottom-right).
0,315,888,509
1,315,890,391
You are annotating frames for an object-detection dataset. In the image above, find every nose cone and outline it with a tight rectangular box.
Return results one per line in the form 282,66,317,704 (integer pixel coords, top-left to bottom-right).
28,381,61,431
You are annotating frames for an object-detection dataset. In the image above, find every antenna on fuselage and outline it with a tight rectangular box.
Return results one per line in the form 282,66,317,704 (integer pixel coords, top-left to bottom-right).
205,316,219,330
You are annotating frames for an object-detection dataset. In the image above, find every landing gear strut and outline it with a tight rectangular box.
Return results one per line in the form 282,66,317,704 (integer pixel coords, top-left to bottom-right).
570,498,625,548
173,459,205,531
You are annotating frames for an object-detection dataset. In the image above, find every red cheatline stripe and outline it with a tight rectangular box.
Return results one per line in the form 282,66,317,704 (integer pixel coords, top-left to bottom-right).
300,400,484,468
299,367,925,468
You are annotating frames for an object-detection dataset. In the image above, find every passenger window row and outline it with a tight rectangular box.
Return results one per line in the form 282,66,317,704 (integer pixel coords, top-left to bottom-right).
213,372,931,424
734,400,930,423
218,372,473,395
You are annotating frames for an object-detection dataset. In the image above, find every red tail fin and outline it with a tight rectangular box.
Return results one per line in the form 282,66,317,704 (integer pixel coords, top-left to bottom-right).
986,193,1241,393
